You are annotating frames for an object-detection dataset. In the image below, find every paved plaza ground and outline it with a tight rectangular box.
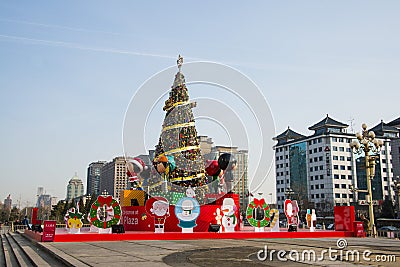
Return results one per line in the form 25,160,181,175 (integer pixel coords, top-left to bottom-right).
39,237,400,266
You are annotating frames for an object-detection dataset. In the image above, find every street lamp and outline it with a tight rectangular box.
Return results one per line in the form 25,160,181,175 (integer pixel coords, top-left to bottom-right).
350,123,383,238
392,176,400,219
285,187,294,200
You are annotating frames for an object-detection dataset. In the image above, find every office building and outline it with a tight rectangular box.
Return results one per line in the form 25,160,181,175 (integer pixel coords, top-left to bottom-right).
100,156,132,200
66,173,85,201
273,115,395,215
86,161,106,196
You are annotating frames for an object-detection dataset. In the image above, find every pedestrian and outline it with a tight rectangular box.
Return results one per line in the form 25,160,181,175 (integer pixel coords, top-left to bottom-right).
22,216,29,229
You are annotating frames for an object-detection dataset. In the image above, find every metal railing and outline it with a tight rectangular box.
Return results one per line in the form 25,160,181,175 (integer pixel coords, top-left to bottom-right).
377,230,400,239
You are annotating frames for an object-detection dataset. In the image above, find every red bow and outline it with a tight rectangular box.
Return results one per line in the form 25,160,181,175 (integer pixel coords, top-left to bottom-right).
253,198,266,207
98,196,113,206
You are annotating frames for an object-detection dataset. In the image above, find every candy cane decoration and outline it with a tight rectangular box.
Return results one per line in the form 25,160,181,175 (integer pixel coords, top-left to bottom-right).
269,209,279,228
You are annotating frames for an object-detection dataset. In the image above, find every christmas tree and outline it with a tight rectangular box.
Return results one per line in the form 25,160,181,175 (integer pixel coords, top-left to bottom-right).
153,55,207,190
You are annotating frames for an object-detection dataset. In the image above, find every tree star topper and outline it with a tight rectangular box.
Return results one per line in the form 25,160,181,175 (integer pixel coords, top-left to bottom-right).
177,54,183,72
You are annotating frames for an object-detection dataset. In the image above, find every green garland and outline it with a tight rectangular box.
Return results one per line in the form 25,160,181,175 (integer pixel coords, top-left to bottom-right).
89,197,121,229
246,198,270,228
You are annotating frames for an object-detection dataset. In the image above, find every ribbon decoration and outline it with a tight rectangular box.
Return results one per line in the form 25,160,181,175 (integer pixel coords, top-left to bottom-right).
97,195,113,207
253,198,266,208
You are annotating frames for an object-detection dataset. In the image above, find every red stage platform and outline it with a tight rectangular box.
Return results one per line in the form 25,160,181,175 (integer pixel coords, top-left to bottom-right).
24,227,354,243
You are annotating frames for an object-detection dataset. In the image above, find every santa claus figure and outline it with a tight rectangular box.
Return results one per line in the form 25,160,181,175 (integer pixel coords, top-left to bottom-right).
126,157,148,190
145,196,170,233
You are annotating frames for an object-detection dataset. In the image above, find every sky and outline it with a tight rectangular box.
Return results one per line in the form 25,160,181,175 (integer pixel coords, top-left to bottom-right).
1,1,399,207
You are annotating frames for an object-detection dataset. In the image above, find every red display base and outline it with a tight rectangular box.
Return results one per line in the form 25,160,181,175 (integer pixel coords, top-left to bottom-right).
24,227,354,243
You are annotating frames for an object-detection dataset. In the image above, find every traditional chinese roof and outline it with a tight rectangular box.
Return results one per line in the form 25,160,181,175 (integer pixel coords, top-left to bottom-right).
308,114,348,131
387,117,400,128
273,127,306,145
370,120,399,136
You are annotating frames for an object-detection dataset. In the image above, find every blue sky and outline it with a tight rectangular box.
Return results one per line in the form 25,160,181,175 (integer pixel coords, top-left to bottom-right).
1,1,399,206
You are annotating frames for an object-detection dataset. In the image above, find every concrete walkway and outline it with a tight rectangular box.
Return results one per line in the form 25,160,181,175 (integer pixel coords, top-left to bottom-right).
37,237,400,266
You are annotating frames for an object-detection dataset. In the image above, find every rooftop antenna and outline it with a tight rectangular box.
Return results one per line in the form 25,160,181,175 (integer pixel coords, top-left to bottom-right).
348,117,355,133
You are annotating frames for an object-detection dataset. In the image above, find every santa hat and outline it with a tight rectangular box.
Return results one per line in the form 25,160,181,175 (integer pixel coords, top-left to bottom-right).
130,157,148,173
145,196,169,216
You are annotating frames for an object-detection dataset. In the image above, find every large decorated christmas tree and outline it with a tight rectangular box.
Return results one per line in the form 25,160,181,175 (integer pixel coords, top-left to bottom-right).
153,55,207,190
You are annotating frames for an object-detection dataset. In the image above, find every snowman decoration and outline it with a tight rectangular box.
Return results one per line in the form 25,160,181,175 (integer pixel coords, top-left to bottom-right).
221,198,237,232
175,187,200,233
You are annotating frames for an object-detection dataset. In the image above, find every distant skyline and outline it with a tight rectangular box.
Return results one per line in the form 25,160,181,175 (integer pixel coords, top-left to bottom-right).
1,1,399,206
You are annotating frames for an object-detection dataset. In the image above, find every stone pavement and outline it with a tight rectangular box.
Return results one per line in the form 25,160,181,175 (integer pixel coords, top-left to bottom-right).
39,237,400,266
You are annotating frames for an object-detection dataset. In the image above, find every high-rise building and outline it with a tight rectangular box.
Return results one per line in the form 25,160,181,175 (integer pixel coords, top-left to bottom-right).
4,194,12,211
86,161,106,196
100,156,132,200
66,173,85,201
273,115,395,215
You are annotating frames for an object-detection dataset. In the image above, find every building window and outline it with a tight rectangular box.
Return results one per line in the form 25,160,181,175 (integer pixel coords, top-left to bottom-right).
310,167,313,172
318,137,322,143
339,147,345,152
347,166,352,171
340,156,345,161
349,194,353,199
333,156,338,160
383,168,387,172
334,174,339,179
314,166,318,171
335,184,340,188
332,137,337,142
321,193,325,198
333,146,338,151
311,185,314,190
335,193,340,198
341,184,346,189
309,150,312,154
341,175,346,179
334,165,339,170
316,194,320,198
321,184,324,189
384,186,388,191
316,184,319,189
314,148,317,153
339,138,344,142
311,194,315,199
319,156,323,161
319,147,322,152
340,165,345,170
315,176,319,180
348,175,353,180
384,177,388,181
310,176,313,181
320,175,324,180
342,194,347,198
347,157,351,161
346,148,351,152
310,158,313,163
314,157,318,162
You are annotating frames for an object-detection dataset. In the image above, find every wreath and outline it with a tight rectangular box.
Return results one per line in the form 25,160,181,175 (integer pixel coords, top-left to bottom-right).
246,198,270,227
89,195,121,229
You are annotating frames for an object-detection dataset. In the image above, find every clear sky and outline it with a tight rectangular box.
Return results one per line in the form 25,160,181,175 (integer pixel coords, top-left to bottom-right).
1,1,399,207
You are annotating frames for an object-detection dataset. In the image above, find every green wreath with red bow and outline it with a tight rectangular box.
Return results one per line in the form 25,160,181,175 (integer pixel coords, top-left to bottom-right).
89,195,121,229
246,198,270,227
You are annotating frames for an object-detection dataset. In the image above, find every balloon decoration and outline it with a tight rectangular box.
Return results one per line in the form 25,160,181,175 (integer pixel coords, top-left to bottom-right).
89,195,121,229
246,198,271,228
126,157,148,190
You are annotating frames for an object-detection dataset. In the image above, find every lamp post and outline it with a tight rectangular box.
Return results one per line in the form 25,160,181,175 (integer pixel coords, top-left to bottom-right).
392,176,400,219
350,123,383,238
285,187,294,200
